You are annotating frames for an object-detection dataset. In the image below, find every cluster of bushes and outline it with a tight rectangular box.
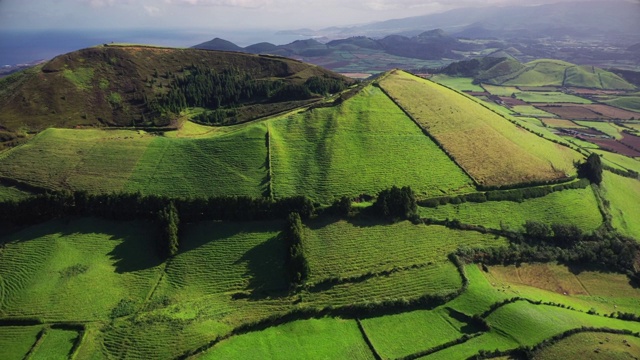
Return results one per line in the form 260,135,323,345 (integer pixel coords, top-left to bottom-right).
373,186,417,220
283,213,309,285
304,76,347,95
421,178,590,208
192,108,238,126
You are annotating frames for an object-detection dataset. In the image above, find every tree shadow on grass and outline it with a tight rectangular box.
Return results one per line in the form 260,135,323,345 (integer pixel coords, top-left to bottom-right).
444,307,484,334
235,233,290,299
1,217,165,274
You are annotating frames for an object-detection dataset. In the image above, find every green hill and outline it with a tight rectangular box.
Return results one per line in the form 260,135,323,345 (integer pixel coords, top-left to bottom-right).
476,58,636,89
0,45,352,138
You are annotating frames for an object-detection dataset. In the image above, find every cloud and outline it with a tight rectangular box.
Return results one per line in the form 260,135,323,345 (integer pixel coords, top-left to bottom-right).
144,5,161,15
165,0,276,8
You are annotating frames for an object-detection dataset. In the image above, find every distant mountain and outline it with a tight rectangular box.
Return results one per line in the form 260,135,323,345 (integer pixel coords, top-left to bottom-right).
193,29,471,62
282,1,640,42
193,38,244,52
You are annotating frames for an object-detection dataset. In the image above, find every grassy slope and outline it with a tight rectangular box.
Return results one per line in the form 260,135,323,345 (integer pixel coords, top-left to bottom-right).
602,172,640,240
576,121,624,139
0,218,163,321
604,96,640,112
30,329,78,360
305,219,505,283
593,149,640,174
533,332,640,359
419,187,603,232
270,85,474,202
198,318,375,360
100,221,290,360
0,128,152,193
379,70,581,187
0,326,42,360
0,124,268,198
124,124,268,198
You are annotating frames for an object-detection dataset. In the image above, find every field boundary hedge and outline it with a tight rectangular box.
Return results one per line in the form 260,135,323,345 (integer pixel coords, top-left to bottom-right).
356,318,383,360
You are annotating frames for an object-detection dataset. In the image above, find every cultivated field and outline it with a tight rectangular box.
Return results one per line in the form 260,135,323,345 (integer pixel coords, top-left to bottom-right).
431,75,485,92
515,91,592,104
419,187,603,232
379,70,582,187
269,85,475,201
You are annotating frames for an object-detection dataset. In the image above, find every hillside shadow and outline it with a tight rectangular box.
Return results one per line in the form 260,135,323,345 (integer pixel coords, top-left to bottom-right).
235,233,290,299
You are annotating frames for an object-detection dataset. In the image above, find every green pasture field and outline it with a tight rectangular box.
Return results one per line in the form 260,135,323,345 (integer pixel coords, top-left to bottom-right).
431,75,485,92
0,128,153,193
602,172,640,240
0,124,269,198
487,301,640,345
379,70,582,187
515,92,592,104
563,136,600,149
533,332,640,359
0,326,42,360
305,219,505,282
419,187,603,232
0,218,163,321
124,124,268,198
604,96,640,112
361,308,470,359
154,220,286,301
198,318,374,360
576,121,624,139
481,84,519,96
30,328,79,360
269,85,474,202
511,105,557,117
593,149,640,173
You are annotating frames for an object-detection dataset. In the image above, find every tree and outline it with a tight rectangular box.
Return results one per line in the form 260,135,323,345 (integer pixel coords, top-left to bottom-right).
578,153,603,185
158,202,180,258
283,212,309,284
524,221,552,239
373,186,417,219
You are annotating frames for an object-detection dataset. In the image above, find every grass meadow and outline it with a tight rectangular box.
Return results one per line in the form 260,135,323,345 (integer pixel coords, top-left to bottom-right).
0,326,42,360
533,332,640,359
198,318,375,360
269,85,474,202
361,308,470,359
0,125,269,198
379,70,582,187
515,91,592,104
431,75,485,92
602,172,640,240
419,187,603,232
0,218,163,321
30,328,79,360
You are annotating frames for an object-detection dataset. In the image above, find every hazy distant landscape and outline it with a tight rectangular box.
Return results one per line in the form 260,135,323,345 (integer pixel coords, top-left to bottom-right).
1,0,640,359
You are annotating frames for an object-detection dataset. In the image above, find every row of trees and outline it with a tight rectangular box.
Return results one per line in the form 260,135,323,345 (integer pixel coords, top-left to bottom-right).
282,212,309,285
0,191,315,227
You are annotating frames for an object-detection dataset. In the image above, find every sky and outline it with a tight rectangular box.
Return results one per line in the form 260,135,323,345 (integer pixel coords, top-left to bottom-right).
1,0,632,31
